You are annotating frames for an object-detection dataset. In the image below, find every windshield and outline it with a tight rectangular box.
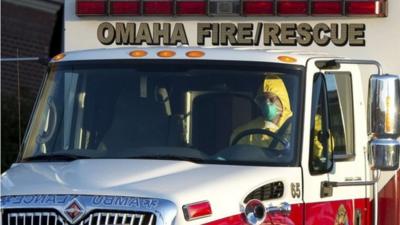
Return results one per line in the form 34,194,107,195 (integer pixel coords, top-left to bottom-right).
21,60,304,166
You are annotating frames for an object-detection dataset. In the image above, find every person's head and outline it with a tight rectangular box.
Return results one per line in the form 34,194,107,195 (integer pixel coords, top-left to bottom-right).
256,92,283,123
255,75,292,126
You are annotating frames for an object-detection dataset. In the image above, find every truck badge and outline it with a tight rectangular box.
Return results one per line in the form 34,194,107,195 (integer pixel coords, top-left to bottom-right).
64,200,84,223
334,204,349,225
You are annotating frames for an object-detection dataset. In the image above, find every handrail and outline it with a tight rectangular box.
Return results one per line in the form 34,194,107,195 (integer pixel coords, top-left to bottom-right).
315,59,383,75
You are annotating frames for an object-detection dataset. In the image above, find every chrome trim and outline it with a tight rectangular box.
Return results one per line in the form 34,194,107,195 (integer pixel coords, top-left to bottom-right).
265,202,291,216
243,199,265,225
369,138,400,171
368,74,400,136
243,200,291,225
0,195,177,225
5,212,67,225
2,211,158,225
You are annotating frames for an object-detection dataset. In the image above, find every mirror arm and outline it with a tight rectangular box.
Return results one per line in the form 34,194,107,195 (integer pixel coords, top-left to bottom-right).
320,170,380,198
322,179,377,188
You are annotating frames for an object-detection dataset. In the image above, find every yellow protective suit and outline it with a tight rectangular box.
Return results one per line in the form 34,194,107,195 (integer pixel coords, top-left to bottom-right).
230,76,293,148
313,114,335,160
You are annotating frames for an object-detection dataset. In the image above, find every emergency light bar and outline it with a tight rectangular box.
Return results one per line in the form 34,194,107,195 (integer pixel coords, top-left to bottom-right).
177,1,207,15
110,0,140,15
76,0,387,16
243,1,274,15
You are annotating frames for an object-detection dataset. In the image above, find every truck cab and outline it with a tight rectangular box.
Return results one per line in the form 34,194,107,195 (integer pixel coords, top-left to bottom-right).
1,47,399,225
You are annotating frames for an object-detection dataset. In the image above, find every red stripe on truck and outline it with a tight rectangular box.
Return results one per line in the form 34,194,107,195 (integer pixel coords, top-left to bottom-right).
378,169,400,225
205,172,400,225
203,203,303,225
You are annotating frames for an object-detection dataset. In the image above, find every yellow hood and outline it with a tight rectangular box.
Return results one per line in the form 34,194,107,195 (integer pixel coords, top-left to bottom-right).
263,76,293,127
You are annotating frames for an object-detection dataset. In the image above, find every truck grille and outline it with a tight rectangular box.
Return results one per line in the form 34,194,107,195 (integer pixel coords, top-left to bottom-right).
2,210,156,225
81,212,156,225
2,212,66,225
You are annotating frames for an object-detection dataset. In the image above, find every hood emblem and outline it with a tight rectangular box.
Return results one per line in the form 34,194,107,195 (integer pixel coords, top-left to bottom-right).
64,200,85,223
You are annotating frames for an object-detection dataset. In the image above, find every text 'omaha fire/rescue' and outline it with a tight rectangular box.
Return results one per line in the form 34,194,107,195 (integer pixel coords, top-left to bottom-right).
97,22,366,47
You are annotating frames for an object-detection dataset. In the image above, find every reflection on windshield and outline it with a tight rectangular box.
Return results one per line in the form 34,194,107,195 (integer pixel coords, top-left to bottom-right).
22,60,303,166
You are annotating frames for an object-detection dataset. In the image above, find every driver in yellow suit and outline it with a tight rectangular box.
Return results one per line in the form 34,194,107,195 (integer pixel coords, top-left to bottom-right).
230,75,334,158
230,75,292,149
313,114,335,164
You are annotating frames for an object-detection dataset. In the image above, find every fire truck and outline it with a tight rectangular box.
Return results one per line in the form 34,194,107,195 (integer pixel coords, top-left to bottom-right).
1,0,399,225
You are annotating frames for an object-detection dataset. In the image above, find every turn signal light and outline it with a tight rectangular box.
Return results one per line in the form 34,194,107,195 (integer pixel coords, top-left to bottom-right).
186,50,205,58
52,53,65,61
76,0,106,16
278,55,297,63
129,50,148,57
157,50,176,57
183,201,212,221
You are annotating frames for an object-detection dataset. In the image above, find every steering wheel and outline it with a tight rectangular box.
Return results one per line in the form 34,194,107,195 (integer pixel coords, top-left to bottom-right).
230,128,289,149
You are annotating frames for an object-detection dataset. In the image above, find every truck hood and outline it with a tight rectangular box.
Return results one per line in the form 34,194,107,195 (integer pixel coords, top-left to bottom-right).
1,159,300,224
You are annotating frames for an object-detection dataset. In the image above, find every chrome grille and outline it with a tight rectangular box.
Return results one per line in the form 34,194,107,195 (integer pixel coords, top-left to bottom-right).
80,212,155,225
3,212,66,225
2,211,156,225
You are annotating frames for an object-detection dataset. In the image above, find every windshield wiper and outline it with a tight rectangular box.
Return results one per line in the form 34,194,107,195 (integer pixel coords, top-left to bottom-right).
22,153,91,162
127,155,205,163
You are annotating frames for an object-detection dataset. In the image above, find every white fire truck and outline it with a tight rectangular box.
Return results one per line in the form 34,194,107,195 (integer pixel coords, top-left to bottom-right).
1,0,399,225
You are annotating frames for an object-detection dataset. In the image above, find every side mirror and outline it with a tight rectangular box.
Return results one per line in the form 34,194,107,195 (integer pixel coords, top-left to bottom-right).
368,74,400,171
369,138,400,171
368,74,400,135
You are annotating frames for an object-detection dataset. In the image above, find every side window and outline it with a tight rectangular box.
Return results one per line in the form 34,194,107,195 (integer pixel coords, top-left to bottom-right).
325,72,354,160
310,73,333,174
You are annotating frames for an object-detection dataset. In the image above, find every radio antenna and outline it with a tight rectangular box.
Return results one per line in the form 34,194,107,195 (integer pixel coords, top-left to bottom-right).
16,49,22,151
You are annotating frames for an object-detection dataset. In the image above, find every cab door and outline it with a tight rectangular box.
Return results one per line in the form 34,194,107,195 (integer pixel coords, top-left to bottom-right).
301,59,370,225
